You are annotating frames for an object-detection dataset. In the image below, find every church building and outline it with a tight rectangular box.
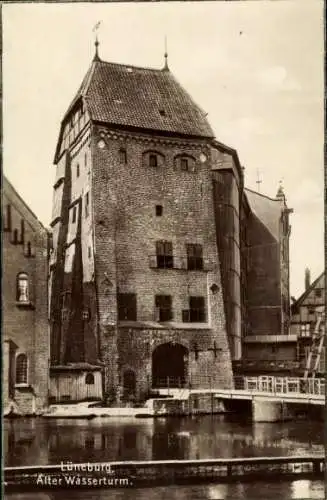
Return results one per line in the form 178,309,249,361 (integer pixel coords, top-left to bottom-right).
48,43,292,404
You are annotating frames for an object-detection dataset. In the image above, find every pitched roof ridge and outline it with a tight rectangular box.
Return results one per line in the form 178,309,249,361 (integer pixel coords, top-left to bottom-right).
245,187,281,203
96,59,166,73
64,60,97,119
3,175,48,232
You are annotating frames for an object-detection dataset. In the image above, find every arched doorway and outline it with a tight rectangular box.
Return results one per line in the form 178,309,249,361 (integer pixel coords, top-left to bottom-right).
152,343,188,388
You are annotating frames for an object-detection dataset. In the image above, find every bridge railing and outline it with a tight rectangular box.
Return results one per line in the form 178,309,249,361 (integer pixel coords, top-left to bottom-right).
234,376,325,396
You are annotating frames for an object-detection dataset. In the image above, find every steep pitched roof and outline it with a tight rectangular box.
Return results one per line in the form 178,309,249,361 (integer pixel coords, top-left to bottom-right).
2,176,47,233
245,188,283,240
64,59,214,139
291,271,325,308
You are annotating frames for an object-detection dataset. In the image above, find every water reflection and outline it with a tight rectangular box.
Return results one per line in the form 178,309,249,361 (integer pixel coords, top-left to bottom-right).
3,415,323,467
4,481,325,500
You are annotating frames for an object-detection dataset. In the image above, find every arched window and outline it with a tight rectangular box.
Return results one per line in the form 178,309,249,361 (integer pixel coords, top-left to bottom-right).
17,273,29,303
174,154,196,172
149,154,158,167
85,372,95,385
143,150,165,168
16,353,28,384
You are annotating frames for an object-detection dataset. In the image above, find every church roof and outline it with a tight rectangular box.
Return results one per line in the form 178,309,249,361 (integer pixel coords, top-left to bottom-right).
65,58,214,139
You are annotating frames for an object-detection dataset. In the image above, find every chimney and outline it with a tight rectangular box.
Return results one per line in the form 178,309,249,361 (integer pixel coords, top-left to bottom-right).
305,268,311,291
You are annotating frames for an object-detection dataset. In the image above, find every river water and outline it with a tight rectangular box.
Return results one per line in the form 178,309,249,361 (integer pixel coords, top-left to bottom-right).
4,415,325,499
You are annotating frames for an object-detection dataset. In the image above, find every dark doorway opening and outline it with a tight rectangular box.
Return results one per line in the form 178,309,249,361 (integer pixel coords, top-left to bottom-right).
123,369,136,398
152,343,188,388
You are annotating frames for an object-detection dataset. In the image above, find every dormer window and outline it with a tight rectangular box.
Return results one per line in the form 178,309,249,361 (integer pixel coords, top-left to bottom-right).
149,154,158,167
119,148,127,164
159,109,166,117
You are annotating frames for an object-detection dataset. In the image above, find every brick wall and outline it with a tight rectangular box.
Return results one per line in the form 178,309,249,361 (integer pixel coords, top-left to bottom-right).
91,125,234,397
2,180,49,414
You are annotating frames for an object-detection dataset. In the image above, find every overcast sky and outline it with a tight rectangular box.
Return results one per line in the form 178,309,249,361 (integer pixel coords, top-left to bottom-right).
2,1,324,298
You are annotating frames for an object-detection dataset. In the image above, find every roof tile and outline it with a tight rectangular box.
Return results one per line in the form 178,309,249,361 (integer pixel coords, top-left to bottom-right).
69,60,214,138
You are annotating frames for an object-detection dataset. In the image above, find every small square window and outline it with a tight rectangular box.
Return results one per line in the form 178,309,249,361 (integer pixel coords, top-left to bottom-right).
315,289,322,298
149,154,158,167
156,205,163,216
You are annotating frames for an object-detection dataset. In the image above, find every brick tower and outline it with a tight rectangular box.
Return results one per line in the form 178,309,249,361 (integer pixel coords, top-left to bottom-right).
49,44,235,404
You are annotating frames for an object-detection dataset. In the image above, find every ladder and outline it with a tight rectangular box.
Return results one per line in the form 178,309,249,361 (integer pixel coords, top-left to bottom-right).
303,307,325,379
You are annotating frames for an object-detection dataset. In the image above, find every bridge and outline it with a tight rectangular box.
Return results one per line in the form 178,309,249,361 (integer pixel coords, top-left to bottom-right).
157,375,325,400
153,375,325,421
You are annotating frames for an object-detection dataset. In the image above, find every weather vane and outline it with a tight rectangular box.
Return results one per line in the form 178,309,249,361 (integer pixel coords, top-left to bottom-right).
93,21,102,59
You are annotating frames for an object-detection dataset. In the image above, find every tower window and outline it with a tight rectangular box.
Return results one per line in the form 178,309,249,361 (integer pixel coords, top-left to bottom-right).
84,153,87,167
118,293,137,321
187,244,203,270
85,192,89,218
88,246,92,259
16,273,29,303
189,296,205,322
119,148,127,164
76,164,80,178
181,158,189,171
155,295,173,322
72,206,77,224
155,205,163,217
149,154,158,167
156,241,173,269
16,353,28,384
